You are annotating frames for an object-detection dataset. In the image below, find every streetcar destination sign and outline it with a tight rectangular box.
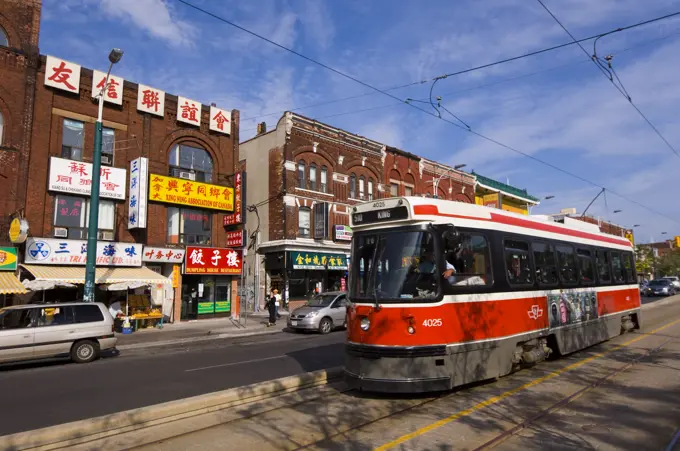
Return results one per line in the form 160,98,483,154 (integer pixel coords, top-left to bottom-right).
352,206,409,225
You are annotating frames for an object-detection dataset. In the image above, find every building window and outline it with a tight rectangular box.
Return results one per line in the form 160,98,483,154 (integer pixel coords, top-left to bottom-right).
320,166,328,193
62,119,84,161
0,26,7,47
101,127,114,165
390,183,399,197
309,163,317,191
54,195,115,239
167,207,212,245
404,186,413,197
169,144,213,183
349,174,357,199
359,176,365,200
368,178,374,201
298,160,305,188
298,207,311,237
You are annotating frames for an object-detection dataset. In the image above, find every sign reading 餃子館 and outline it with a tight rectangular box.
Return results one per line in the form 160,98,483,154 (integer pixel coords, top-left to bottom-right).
48,157,126,200
128,158,148,229
91,70,124,106
149,174,234,211
142,247,186,264
0,247,18,271
290,251,348,270
209,106,231,135
44,55,81,94
25,238,142,266
184,247,242,274
9,218,29,244
223,172,243,226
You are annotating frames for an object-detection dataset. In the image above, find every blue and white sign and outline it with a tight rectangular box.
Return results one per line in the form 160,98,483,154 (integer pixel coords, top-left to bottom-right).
128,157,148,229
25,238,142,266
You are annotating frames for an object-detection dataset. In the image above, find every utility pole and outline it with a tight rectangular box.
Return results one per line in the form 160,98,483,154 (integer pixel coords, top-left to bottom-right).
83,48,124,302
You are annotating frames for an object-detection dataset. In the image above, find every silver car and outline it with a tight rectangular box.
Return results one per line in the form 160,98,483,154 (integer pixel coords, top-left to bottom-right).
287,291,348,334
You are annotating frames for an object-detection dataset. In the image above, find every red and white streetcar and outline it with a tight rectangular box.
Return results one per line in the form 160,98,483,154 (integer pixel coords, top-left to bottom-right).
344,197,641,393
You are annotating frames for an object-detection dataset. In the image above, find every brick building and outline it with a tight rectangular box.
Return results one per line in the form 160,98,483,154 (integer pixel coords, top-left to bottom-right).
0,0,243,321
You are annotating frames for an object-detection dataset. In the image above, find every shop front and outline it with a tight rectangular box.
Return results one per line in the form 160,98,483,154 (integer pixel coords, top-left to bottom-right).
180,246,242,320
0,246,27,307
142,247,185,322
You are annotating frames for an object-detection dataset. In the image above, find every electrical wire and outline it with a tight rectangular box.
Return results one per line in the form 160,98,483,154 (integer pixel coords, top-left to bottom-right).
176,0,680,225
536,0,680,160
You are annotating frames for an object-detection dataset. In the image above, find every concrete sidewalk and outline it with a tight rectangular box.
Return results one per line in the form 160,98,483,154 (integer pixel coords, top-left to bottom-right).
115,311,290,350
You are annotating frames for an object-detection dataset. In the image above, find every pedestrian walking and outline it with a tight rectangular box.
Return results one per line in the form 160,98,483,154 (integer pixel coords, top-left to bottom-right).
273,289,281,319
267,289,277,326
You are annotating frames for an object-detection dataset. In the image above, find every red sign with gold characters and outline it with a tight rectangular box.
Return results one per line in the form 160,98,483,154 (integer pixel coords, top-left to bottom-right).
223,172,243,226
184,246,242,274
225,230,244,248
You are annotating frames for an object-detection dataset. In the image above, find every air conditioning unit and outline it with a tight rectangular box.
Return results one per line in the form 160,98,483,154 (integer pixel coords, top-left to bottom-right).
53,227,68,238
101,154,112,166
179,171,196,181
98,230,114,241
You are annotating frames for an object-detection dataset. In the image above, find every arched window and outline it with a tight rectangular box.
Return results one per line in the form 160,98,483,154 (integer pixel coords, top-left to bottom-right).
169,143,213,183
320,166,328,193
0,26,8,47
298,160,305,188
359,176,365,200
368,178,374,201
0,110,4,146
298,207,311,237
309,163,317,191
349,173,357,199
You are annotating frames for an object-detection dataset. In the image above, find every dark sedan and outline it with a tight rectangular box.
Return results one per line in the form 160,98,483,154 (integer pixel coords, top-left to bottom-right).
644,279,677,297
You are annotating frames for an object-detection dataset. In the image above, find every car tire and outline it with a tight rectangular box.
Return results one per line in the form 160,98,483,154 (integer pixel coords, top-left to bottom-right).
319,317,333,334
71,340,100,364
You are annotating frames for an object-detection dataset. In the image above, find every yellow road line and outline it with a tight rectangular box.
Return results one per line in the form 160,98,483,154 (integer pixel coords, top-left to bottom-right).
373,318,680,451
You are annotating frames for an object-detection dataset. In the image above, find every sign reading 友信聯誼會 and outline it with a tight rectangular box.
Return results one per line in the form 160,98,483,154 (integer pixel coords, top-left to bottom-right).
148,174,234,212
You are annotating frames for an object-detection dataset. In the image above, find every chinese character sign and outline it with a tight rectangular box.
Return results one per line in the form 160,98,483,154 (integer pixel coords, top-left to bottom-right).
128,157,149,229
209,106,231,135
91,70,124,106
225,230,244,247
223,171,243,226
25,238,142,266
137,84,165,117
142,247,186,263
48,157,126,199
177,96,202,127
149,174,234,212
184,247,242,274
44,55,81,94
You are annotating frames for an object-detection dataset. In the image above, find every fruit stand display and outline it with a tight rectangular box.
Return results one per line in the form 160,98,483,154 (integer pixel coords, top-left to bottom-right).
126,294,164,331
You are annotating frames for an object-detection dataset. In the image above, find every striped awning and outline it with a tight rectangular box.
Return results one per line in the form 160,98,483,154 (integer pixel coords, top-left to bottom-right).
20,265,170,285
0,272,28,294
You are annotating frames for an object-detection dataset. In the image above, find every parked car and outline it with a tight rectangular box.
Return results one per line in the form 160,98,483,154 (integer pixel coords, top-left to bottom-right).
661,276,680,290
0,302,116,365
287,291,348,334
644,279,677,297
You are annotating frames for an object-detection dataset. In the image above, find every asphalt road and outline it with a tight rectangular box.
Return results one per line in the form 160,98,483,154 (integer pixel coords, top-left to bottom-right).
0,330,345,436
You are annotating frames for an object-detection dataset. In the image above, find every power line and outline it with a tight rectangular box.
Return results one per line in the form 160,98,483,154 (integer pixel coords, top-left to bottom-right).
536,0,680,160
178,0,680,224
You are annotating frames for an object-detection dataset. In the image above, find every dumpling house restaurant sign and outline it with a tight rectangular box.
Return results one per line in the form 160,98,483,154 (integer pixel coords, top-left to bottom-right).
184,247,242,274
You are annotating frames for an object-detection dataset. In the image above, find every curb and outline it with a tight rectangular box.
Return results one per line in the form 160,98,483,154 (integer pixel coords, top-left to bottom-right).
3,367,344,451
116,327,286,351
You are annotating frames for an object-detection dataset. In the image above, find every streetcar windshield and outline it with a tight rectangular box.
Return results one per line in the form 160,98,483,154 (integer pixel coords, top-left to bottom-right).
350,230,440,301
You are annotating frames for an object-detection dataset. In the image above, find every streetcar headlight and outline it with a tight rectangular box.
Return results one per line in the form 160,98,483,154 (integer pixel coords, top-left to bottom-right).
407,326,415,334
360,317,370,331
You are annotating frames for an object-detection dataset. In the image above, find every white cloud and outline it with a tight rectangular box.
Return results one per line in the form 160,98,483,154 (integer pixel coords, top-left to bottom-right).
297,0,335,50
100,0,197,48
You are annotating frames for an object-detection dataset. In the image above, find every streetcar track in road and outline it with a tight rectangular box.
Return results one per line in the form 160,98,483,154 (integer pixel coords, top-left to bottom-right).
372,317,680,451
185,354,288,372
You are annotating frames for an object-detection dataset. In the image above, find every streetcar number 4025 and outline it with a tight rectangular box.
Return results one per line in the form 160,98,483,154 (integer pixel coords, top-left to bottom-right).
422,319,442,327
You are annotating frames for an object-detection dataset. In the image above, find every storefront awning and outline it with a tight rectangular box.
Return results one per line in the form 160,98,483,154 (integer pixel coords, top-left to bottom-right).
20,265,170,285
0,273,28,294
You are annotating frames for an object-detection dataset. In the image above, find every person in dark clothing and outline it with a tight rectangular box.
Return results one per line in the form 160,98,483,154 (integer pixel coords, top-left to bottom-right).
267,289,277,326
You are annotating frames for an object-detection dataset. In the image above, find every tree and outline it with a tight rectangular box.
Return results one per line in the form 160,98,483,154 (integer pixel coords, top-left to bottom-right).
635,246,655,277
656,251,680,277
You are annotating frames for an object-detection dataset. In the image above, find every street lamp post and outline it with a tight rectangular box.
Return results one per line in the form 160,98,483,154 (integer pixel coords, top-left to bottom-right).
433,164,466,198
83,48,124,303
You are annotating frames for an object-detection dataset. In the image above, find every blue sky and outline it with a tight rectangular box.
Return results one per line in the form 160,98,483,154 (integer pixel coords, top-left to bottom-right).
40,0,680,243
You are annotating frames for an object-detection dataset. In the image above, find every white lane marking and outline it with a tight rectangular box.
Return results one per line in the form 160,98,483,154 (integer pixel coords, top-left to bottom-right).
185,355,287,372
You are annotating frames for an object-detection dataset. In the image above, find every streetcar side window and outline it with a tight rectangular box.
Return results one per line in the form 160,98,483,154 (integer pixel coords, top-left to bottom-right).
442,232,492,292
596,250,611,284
531,242,558,287
576,248,595,285
611,252,625,284
504,239,533,286
556,245,578,285
623,252,635,283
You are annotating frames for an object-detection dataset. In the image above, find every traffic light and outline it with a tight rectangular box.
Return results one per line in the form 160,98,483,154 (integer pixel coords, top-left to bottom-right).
675,236,680,248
